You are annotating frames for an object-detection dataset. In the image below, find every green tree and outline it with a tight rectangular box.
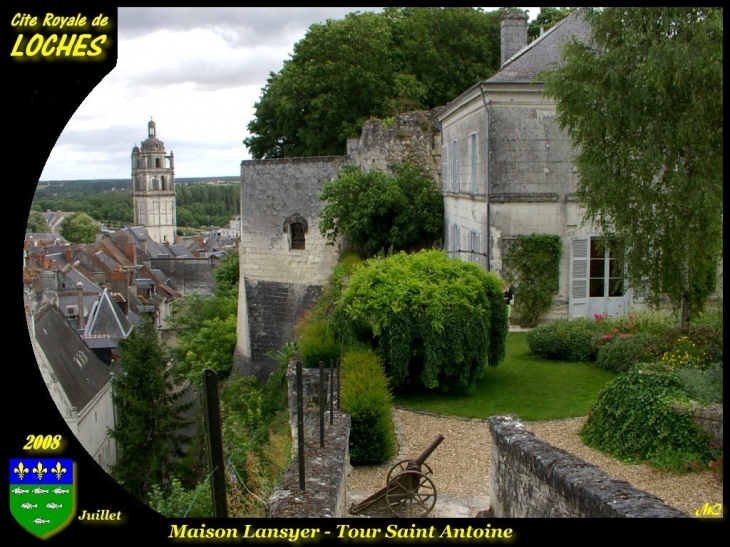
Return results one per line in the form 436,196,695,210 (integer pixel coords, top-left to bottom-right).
318,163,444,257
59,212,98,243
528,7,576,41
26,210,49,233
213,250,240,298
245,8,504,159
544,8,723,330
110,317,192,499
332,250,507,394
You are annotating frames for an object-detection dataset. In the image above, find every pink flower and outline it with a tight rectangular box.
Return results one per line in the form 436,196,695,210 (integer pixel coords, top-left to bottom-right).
619,333,632,339
603,334,614,342
594,313,605,323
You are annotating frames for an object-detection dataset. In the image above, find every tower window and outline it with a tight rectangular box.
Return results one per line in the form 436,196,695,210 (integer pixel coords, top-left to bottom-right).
291,223,306,250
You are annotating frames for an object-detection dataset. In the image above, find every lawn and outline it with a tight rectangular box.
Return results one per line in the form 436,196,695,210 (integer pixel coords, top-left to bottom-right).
394,332,616,421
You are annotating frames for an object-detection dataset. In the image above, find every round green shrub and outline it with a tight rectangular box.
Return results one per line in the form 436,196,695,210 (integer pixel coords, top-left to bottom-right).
526,319,603,362
340,347,396,465
332,249,507,394
581,366,715,465
595,332,659,373
676,362,723,404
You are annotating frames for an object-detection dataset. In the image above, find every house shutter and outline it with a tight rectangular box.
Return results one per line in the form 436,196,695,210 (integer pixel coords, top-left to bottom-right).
470,230,480,264
452,224,461,257
441,145,449,191
470,133,477,195
569,237,589,319
452,140,459,193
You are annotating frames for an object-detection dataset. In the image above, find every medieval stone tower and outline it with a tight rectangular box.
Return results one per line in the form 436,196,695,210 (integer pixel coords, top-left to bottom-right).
131,118,177,244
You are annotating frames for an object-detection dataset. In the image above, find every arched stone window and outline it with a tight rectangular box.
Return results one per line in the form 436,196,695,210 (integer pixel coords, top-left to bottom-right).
155,158,161,168
284,214,308,250
291,223,306,250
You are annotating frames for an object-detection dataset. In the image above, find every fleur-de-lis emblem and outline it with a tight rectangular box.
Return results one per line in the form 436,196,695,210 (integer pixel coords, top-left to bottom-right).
32,462,48,480
14,462,29,480
51,462,67,480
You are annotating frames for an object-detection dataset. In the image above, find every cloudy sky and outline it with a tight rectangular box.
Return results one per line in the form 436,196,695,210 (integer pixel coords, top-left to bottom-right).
39,7,539,182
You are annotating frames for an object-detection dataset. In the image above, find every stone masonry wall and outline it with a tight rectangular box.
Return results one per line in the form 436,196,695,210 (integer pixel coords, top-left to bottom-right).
150,257,215,296
267,359,349,518
347,109,442,177
489,415,689,518
234,157,345,381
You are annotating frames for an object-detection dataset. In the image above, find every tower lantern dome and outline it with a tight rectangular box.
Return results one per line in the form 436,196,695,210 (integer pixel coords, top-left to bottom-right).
148,117,156,138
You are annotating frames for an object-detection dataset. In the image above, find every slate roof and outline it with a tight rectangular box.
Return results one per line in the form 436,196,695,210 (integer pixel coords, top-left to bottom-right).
34,304,111,412
83,288,134,342
486,10,592,84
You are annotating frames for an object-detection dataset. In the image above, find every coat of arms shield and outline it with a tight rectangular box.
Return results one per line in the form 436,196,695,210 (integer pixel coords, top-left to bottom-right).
10,458,76,539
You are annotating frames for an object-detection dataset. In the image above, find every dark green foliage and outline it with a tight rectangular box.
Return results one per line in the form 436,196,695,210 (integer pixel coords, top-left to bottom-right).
26,210,49,233
245,8,504,159
527,7,576,41
676,362,723,405
296,318,340,369
581,366,716,467
595,333,660,374
318,163,443,257
213,250,240,298
333,250,507,394
340,348,396,465
59,212,98,243
175,184,241,228
147,477,213,518
544,8,723,329
502,234,562,327
526,319,603,362
110,317,192,499
262,342,297,419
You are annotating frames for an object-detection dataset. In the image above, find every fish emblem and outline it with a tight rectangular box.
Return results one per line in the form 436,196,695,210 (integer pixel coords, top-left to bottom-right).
46,502,63,509
33,518,51,525
20,503,38,510
12,488,29,495
32,488,49,495
52,488,69,495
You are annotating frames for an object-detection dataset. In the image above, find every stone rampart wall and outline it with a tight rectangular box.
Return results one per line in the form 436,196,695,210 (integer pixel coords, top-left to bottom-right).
488,414,689,518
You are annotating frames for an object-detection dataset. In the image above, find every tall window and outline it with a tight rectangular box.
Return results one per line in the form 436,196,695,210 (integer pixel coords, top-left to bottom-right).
451,224,461,256
441,144,449,191
590,237,624,297
470,230,480,263
470,133,477,195
451,140,459,192
291,223,306,250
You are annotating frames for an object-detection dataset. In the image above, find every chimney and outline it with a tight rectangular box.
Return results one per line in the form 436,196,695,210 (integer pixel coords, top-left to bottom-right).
64,246,73,263
77,282,85,330
500,9,529,66
123,240,137,264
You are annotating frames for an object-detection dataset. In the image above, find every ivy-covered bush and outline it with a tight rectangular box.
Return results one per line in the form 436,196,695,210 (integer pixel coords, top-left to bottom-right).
340,347,396,465
581,366,716,469
526,319,604,362
332,250,507,394
502,234,562,327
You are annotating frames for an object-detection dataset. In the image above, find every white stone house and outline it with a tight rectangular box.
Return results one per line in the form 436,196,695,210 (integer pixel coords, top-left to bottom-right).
28,304,117,472
437,10,640,321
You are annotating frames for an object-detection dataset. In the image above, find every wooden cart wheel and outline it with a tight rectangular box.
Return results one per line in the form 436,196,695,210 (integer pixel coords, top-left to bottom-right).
385,470,437,518
386,460,433,486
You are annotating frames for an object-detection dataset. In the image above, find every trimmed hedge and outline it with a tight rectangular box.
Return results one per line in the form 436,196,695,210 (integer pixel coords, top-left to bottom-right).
526,319,603,362
296,318,340,369
340,347,396,465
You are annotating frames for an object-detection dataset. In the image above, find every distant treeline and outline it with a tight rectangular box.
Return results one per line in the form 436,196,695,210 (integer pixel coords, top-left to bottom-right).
31,178,241,229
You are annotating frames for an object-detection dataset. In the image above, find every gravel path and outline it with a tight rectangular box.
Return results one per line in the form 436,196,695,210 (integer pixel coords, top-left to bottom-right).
347,408,723,517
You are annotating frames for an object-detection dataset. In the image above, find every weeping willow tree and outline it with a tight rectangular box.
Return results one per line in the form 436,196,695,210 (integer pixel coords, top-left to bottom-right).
544,8,723,330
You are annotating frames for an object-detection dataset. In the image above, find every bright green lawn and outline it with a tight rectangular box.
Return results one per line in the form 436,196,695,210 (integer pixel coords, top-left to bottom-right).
394,332,617,421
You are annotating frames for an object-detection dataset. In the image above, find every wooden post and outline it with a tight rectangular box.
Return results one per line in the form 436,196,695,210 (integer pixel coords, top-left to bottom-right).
296,360,305,491
203,369,227,517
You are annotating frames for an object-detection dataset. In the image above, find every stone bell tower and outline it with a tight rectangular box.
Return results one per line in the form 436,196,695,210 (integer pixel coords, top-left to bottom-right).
131,118,177,244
